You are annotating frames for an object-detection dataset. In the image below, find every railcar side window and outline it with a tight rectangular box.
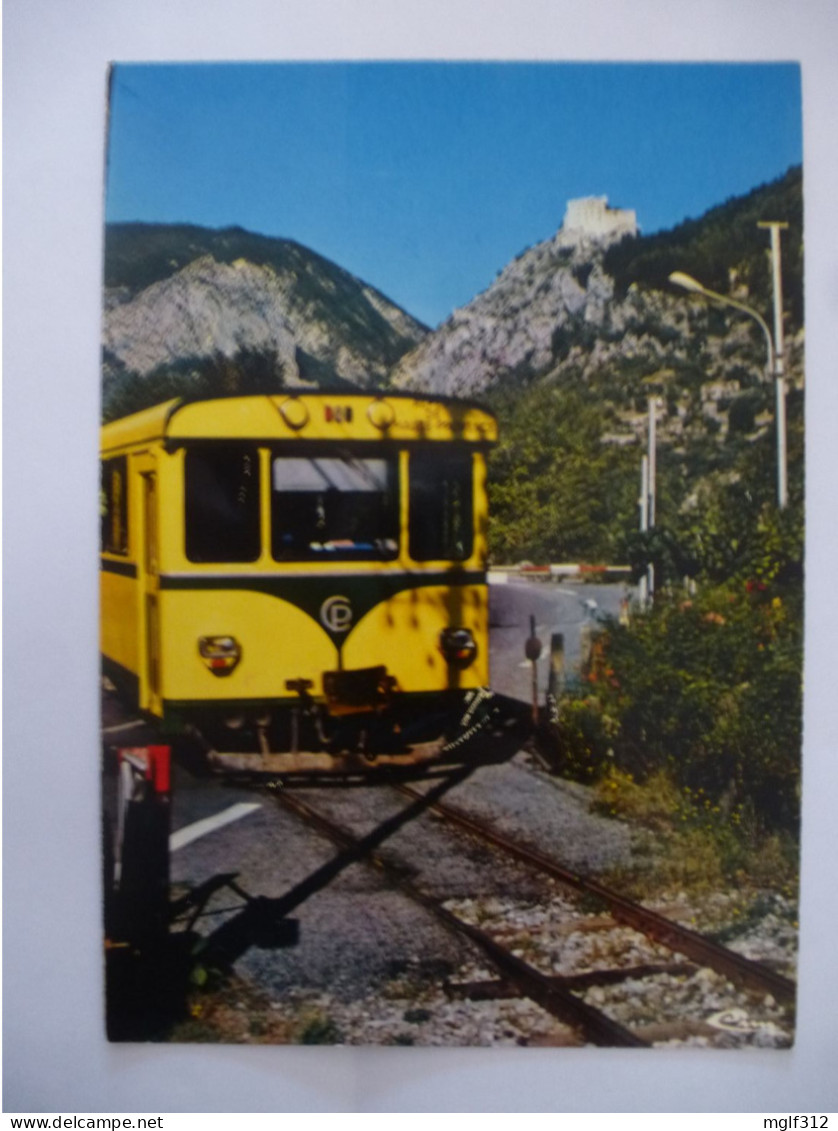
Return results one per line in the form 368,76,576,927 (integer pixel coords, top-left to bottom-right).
409,451,473,562
101,457,129,555
271,454,398,560
185,447,260,562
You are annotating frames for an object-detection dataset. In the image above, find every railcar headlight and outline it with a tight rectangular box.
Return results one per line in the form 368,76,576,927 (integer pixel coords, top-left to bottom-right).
198,635,241,676
367,399,395,430
278,397,309,430
439,627,478,669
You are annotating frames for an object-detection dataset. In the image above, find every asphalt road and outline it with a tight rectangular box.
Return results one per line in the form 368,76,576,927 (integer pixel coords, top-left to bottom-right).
488,577,630,703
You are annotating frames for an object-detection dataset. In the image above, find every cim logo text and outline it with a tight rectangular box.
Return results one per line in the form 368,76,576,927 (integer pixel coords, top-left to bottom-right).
320,595,353,633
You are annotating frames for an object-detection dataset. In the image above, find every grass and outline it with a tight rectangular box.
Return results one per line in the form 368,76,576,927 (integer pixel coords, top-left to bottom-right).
592,766,799,901
167,973,295,1044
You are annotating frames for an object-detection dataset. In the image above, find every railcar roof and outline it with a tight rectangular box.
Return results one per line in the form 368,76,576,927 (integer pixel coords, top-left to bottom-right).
100,392,497,451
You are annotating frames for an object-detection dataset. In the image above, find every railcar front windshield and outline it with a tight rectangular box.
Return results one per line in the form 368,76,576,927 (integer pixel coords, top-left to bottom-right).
271,453,398,561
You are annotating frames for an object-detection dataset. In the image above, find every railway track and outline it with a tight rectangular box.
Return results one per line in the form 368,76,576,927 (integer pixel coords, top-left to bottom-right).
104,687,795,1047
265,769,794,1047
274,785,648,1047
394,782,797,1007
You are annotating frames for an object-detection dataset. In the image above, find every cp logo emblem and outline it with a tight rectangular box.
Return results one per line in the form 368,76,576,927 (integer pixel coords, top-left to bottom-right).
320,595,353,633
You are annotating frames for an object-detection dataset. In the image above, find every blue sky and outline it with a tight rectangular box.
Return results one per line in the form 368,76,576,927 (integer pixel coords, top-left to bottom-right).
106,62,802,328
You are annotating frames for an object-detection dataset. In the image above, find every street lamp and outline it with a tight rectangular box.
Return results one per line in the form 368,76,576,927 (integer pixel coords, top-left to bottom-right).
669,246,788,510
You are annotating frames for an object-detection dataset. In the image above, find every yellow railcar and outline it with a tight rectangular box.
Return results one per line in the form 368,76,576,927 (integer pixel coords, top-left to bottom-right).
100,392,498,775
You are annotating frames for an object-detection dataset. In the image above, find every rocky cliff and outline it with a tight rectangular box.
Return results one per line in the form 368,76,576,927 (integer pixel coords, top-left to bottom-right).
102,222,428,414
392,175,803,457
390,217,625,397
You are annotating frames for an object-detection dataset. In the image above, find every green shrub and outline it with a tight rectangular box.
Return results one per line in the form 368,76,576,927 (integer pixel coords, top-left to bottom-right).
298,1013,343,1044
561,569,801,836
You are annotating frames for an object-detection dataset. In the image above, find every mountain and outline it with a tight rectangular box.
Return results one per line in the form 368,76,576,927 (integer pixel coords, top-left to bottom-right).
390,196,637,397
390,169,803,565
102,223,428,418
392,170,803,406
101,171,803,570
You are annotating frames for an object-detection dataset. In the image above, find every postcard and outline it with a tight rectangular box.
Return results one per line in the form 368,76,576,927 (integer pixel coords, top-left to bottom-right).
100,61,803,1049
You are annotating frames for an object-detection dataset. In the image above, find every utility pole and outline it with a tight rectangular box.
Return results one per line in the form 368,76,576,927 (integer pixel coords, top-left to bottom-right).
648,395,657,530
638,455,649,607
638,398,657,607
757,221,789,509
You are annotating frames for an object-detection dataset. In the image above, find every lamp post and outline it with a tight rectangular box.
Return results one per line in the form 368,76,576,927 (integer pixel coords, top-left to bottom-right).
758,220,790,511
669,228,788,510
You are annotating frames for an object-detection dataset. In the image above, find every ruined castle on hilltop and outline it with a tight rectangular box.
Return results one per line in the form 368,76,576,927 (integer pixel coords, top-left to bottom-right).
557,196,638,246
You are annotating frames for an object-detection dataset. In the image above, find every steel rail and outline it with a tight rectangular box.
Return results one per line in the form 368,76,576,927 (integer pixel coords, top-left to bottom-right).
395,784,796,1007
274,788,649,1047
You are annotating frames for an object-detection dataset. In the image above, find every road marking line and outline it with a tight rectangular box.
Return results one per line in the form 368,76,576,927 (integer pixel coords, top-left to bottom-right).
170,802,262,852
102,719,147,734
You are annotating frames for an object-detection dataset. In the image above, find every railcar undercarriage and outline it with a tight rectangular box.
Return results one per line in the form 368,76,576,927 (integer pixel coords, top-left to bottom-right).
176,684,532,781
